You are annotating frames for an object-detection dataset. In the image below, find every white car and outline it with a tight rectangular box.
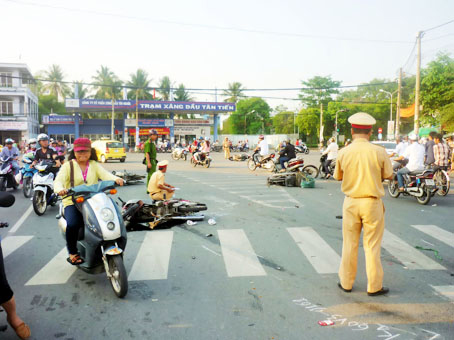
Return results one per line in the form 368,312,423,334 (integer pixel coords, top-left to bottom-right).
372,141,397,155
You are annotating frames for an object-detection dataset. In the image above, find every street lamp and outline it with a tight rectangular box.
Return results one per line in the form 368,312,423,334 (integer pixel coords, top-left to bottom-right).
335,109,348,142
379,89,398,140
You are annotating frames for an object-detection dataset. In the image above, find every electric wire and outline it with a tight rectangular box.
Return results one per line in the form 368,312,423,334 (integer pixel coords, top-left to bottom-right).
423,19,454,32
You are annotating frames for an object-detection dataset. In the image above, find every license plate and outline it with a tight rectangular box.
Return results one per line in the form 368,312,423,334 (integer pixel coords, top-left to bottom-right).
425,179,435,186
115,150,119,152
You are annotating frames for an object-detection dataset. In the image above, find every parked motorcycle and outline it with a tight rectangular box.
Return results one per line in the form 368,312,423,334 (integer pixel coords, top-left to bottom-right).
57,181,128,298
295,144,309,154
316,154,336,178
171,147,188,161
0,156,18,191
190,152,212,168
120,196,207,229
272,155,319,177
247,151,275,171
21,153,37,198
387,169,437,205
32,160,59,215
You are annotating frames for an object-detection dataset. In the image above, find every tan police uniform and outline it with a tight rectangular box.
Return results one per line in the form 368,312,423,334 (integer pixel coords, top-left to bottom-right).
333,112,393,294
223,138,231,159
147,160,174,201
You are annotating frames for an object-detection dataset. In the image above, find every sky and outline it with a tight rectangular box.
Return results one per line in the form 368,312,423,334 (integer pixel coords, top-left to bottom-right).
2,0,454,110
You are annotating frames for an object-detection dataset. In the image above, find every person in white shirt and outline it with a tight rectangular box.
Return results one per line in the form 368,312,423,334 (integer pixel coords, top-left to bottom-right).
396,134,425,191
253,135,269,164
322,137,339,178
389,136,409,170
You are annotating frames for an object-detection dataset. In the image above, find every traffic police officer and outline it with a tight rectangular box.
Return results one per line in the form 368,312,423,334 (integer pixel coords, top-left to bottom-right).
333,112,393,296
147,160,175,201
144,129,158,190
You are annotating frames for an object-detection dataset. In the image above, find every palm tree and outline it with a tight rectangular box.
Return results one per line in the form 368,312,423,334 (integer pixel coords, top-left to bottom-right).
92,65,122,99
43,64,70,101
71,81,88,99
127,69,152,100
174,84,193,102
223,82,245,103
157,76,172,100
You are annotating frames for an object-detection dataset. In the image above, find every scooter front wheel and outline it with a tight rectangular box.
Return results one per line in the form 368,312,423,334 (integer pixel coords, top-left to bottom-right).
247,159,256,171
108,255,128,298
23,177,33,198
0,178,5,191
33,190,47,216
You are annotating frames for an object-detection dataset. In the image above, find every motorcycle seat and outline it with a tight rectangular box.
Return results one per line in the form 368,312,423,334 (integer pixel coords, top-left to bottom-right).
409,169,433,176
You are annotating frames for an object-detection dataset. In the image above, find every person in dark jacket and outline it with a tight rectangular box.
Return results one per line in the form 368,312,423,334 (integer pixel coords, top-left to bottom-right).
279,138,296,170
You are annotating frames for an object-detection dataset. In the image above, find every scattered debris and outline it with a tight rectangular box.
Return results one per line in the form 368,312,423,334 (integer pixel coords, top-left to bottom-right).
276,266,281,270
151,299,159,302
187,220,197,226
295,205,300,208
191,256,196,260
208,218,217,225
318,320,335,326
248,324,255,327
335,215,342,219
432,204,437,207
205,233,213,237
415,246,443,261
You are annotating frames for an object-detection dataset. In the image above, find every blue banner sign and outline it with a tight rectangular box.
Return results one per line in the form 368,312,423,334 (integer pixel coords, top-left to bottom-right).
66,99,235,112
43,115,83,125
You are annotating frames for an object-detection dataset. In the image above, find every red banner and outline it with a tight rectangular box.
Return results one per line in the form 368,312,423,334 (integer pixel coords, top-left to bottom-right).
129,128,170,136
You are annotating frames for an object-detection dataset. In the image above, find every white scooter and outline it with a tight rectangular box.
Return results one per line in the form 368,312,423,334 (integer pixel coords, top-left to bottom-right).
56,181,128,298
32,160,59,215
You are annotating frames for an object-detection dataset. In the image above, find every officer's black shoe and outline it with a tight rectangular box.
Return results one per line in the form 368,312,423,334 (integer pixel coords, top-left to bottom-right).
367,287,389,296
337,282,352,293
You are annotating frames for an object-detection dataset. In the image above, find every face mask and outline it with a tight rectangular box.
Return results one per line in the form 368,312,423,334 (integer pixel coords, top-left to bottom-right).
282,142,286,147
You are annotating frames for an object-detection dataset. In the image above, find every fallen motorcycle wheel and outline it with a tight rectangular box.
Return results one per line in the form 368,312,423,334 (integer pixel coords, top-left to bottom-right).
33,190,47,215
387,179,400,198
302,165,318,178
108,255,128,298
23,177,33,198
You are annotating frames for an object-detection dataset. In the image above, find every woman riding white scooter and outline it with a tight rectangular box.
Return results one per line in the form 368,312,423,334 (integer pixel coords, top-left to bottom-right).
54,138,124,265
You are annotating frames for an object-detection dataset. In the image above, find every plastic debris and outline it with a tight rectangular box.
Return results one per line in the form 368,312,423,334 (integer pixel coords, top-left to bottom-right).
432,204,437,206
187,220,197,226
295,205,300,208
415,246,443,261
205,233,213,237
208,218,217,225
191,256,196,260
152,299,159,302
318,320,334,326
335,215,342,219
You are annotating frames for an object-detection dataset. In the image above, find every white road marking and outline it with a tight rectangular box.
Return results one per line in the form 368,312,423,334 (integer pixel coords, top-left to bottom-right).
129,231,174,281
218,229,267,277
382,230,446,270
411,225,454,248
201,245,222,257
25,247,77,285
1,236,33,258
8,206,33,233
431,285,454,301
287,227,341,274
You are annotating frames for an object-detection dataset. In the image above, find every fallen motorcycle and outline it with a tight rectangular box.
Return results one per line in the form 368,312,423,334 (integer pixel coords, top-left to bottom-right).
111,170,145,185
120,196,207,229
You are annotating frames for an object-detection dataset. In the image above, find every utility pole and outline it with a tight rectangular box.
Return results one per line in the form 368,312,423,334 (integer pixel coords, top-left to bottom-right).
414,31,423,137
111,87,115,140
319,101,323,144
135,91,139,151
396,68,402,138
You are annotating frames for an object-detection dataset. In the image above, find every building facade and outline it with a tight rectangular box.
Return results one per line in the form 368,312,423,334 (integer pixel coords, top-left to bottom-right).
0,63,39,145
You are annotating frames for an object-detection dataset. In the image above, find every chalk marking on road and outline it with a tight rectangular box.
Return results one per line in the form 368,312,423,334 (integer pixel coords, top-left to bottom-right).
201,245,222,257
411,225,454,248
218,229,267,277
431,285,454,301
25,247,77,285
129,231,173,281
382,230,445,270
2,236,33,258
8,206,33,234
287,227,341,274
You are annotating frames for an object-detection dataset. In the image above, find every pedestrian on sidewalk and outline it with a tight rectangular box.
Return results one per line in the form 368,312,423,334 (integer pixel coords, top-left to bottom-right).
333,112,393,296
144,130,158,191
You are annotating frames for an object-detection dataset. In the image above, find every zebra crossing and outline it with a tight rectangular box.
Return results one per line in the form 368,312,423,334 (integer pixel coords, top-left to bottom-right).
2,224,453,300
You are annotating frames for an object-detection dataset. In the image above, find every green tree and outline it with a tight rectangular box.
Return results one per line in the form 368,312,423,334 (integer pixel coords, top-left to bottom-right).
42,64,70,101
272,111,295,134
127,69,152,100
174,84,193,102
157,76,172,100
38,94,66,120
223,82,245,103
227,97,271,134
92,66,122,99
296,107,320,138
299,76,341,108
420,53,454,132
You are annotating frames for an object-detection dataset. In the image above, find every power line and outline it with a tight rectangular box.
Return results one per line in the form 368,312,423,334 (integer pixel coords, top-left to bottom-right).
423,32,454,42
3,0,414,44
423,19,454,32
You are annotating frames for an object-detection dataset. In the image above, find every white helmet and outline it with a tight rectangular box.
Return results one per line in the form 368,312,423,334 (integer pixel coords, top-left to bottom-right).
37,133,49,142
28,138,37,145
205,137,209,141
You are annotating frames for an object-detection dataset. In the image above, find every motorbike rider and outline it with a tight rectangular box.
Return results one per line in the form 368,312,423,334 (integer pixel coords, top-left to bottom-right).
0,139,20,175
395,134,425,192
253,135,269,166
25,138,37,153
433,133,452,172
389,136,408,170
54,138,123,265
196,137,210,162
147,160,175,201
424,131,437,168
322,137,338,179
279,138,296,171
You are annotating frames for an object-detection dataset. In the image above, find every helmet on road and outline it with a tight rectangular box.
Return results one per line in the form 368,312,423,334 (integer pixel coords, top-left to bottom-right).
37,133,49,142
5,138,14,144
28,138,37,145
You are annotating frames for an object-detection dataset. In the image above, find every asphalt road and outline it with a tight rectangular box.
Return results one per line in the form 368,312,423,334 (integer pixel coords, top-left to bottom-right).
1,150,453,340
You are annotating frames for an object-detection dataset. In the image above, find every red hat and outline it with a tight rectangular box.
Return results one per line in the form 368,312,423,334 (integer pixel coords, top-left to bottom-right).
73,138,91,152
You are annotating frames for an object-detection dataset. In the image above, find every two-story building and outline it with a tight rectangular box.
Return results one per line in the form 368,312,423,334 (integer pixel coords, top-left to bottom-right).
0,63,39,146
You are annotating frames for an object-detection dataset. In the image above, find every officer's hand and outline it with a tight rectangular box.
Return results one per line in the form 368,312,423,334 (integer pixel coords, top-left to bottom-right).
115,178,124,186
58,189,68,196
147,162,151,169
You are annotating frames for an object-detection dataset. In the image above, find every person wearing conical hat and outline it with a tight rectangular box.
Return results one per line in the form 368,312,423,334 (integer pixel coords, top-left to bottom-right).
147,160,175,201
333,112,393,296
